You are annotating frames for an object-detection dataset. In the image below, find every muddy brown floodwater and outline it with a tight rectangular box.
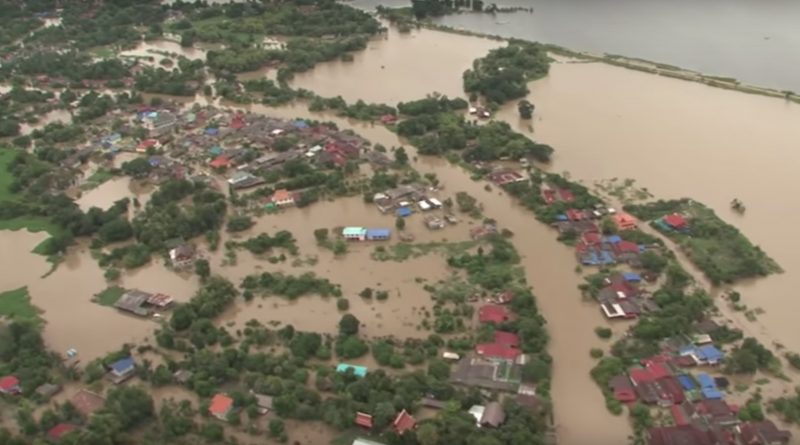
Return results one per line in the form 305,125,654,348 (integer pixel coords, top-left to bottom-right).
287,23,503,104
495,60,800,355
211,195,475,340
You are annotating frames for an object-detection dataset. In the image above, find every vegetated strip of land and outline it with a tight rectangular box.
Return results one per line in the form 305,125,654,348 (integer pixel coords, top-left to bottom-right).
625,199,781,284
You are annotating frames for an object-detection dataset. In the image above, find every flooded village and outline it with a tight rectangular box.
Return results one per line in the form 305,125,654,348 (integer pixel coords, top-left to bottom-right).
2,1,800,445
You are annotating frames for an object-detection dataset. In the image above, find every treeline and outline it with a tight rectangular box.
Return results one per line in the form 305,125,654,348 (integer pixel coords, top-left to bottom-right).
3,52,130,83
464,41,550,105
411,0,485,19
240,271,342,300
134,58,204,96
28,0,165,50
395,97,553,162
309,95,396,121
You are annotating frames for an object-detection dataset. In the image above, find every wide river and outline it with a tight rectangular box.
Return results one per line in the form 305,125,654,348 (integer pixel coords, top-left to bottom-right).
349,0,800,92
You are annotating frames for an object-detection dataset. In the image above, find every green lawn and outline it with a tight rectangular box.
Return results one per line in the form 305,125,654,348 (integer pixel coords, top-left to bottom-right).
371,240,479,262
0,287,39,321
80,168,115,191
94,286,125,306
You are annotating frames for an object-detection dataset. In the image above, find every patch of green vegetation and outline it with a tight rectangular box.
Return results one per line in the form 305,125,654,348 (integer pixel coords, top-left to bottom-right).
94,286,125,307
0,287,39,321
371,240,478,262
625,199,781,284
80,168,115,191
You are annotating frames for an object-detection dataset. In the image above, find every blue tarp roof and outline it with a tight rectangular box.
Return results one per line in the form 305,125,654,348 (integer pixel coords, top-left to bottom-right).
396,207,412,217
366,229,391,238
556,214,568,221
292,120,309,129
605,235,622,244
336,364,367,378
623,272,642,282
677,375,696,391
205,128,219,136
111,357,135,374
702,387,723,399
697,373,715,389
698,345,724,362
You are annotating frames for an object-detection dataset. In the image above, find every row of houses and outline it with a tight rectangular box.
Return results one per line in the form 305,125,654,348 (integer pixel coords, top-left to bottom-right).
113,289,174,317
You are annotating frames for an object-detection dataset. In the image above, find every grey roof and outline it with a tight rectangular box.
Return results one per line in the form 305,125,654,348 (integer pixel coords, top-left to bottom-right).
480,401,506,428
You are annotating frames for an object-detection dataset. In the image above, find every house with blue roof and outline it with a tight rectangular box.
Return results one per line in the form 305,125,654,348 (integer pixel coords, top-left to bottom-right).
396,206,412,217
205,127,219,136
292,120,309,130
679,344,724,366
366,229,391,241
605,235,622,244
108,357,136,384
337,364,367,378
677,374,696,391
622,272,642,283
696,373,715,389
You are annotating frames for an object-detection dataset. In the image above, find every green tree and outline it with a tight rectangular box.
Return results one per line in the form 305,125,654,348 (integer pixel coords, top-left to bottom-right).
121,158,152,179
339,314,360,336
337,298,350,311
417,423,439,445
395,216,406,231
394,146,409,165
194,259,210,281
518,99,535,119
428,359,450,380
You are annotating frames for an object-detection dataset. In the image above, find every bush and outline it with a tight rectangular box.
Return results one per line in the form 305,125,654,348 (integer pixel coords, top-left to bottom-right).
336,298,350,311
590,348,604,359
227,215,255,232
594,327,613,339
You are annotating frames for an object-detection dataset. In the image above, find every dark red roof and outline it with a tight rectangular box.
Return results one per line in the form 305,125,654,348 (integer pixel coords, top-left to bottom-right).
494,331,520,347
541,189,556,205
646,362,671,380
615,388,637,403
47,423,78,441
657,377,686,404
648,425,715,445
0,375,19,391
475,343,521,360
582,231,602,245
614,240,640,254
355,412,373,428
670,405,688,426
663,213,688,228
380,114,398,124
393,409,416,434
478,305,509,324
558,188,575,202
629,368,655,385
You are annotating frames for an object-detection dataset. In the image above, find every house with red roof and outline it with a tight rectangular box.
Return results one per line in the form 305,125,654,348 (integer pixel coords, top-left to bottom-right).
355,412,373,429
47,423,78,442
230,113,246,130
380,114,398,124
608,375,637,403
612,240,641,261
209,155,232,169
475,343,521,361
493,290,514,304
558,188,575,202
478,305,510,324
739,420,792,444
0,375,20,395
581,231,603,246
392,409,416,434
541,188,556,205
209,393,234,421
565,209,585,221
662,213,688,231
613,212,638,230
136,138,161,153
493,331,520,347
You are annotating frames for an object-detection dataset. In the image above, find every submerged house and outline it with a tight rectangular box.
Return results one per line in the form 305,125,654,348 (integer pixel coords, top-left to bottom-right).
108,357,136,384
0,375,21,395
169,244,196,268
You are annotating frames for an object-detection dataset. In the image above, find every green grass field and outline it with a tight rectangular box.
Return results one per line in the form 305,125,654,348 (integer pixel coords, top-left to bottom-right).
94,286,126,306
80,168,115,191
0,287,39,321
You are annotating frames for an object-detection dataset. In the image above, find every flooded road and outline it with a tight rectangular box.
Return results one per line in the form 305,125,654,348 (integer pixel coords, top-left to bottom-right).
287,24,502,104
495,60,800,354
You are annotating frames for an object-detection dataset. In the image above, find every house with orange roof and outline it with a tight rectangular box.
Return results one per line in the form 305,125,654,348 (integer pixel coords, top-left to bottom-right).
613,212,638,231
209,393,234,421
392,409,416,435
271,189,295,207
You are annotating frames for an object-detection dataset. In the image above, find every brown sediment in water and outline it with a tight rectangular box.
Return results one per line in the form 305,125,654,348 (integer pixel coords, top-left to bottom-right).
494,61,800,358
76,176,154,211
